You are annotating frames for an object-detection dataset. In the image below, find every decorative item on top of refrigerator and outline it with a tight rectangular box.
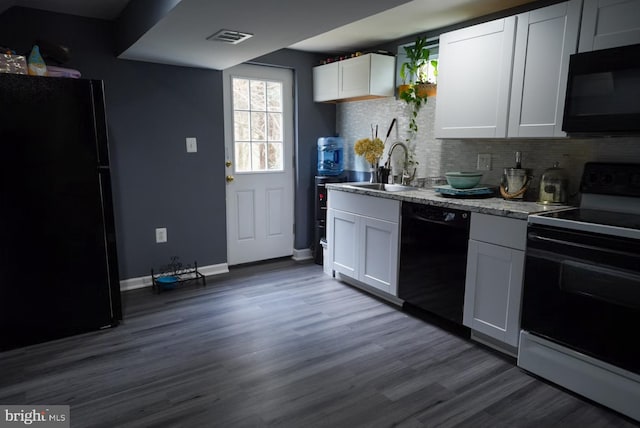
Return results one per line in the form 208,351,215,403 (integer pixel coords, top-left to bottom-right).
317,136,344,176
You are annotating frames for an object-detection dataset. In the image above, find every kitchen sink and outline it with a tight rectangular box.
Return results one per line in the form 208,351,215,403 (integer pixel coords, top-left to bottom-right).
346,183,419,192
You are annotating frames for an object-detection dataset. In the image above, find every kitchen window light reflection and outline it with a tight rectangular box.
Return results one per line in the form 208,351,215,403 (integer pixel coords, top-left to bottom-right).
232,77,284,172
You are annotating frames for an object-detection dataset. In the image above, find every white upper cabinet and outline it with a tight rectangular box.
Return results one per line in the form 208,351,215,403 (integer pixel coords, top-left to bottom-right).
313,53,395,102
313,62,339,102
435,0,582,139
579,0,640,51
508,0,582,138
435,17,516,138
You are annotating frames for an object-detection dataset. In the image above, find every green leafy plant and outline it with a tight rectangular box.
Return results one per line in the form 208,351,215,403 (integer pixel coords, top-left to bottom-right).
400,36,431,85
429,59,438,83
398,36,438,138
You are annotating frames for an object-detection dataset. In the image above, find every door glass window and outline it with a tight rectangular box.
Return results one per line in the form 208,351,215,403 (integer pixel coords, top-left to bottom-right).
232,77,283,172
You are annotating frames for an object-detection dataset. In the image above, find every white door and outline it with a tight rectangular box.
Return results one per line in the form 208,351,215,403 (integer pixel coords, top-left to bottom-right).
223,64,294,265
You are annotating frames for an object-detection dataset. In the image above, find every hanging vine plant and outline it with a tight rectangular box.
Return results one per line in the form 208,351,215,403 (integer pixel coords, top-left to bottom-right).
399,84,428,135
398,36,437,137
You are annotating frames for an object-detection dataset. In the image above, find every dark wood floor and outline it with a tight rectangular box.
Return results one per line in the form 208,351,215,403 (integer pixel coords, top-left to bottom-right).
1,260,637,428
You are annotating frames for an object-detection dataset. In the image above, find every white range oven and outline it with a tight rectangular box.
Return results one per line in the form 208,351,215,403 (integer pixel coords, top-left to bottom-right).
519,162,640,422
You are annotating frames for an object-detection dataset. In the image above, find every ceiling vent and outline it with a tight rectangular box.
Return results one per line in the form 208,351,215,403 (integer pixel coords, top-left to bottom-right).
207,29,253,44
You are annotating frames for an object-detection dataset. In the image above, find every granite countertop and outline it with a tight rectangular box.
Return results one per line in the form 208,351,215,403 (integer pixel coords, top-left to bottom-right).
326,182,573,220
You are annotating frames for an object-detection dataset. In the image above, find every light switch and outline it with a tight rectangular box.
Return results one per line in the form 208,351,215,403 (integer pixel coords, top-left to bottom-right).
155,227,167,243
186,137,197,153
477,153,492,171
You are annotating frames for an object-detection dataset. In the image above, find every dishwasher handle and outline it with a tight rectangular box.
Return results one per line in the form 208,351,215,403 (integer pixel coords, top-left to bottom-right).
404,204,470,229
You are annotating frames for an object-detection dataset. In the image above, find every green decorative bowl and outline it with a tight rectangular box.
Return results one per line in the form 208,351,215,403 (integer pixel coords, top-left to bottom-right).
445,171,483,189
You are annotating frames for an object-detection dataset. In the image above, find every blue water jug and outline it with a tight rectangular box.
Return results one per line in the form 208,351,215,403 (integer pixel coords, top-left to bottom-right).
317,137,344,176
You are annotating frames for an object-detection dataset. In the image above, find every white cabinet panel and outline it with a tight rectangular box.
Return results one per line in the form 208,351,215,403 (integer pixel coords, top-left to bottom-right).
339,55,372,99
470,213,527,250
436,0,581,139
329,190,400,222
360,217,399,294
313,54,395,102
327,190,400,297
328,209,358,277
579,0,640,52
508,0,581,137
435,17,516,138
313,62,338,102
464,213,527,349
464,240,525,347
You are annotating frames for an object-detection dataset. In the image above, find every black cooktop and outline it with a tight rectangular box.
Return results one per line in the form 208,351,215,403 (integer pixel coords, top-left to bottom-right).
540,208,640,231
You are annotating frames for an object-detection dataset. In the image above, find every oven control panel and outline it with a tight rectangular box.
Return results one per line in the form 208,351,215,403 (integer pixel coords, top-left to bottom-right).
580,162,640,197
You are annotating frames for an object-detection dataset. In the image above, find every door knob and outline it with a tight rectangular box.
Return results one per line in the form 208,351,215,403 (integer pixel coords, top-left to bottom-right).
225,160,232,167
226,175,234,183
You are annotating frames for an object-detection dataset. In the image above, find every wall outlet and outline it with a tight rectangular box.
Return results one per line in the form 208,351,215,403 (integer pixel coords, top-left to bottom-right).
155,227,167,243
186,137,197,153
477,153,492,171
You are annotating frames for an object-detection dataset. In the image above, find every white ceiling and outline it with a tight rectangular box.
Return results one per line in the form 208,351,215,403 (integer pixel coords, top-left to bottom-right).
1,0,539,69
0,0,130,20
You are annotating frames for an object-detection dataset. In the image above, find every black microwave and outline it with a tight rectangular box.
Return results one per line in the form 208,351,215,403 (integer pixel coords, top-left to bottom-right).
562,43,640,135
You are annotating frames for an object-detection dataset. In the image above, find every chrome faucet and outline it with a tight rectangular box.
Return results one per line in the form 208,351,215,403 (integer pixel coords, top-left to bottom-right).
385,142,413,185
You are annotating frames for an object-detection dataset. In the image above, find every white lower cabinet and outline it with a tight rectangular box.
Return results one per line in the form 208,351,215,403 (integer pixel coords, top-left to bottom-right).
359,216,399,293
327,191,400,296
463,213,527,349
329,209,358,278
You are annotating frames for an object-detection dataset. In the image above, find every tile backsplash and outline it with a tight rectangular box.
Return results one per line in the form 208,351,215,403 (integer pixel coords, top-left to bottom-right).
336,96,640,199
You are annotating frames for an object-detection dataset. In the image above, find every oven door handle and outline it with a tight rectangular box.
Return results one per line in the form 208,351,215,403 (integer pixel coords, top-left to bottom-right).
528,232,639,259
560,260,640,310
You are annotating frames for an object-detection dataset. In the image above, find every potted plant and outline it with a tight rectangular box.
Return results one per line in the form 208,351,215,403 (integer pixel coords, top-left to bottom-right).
398,36,436,136
415,59,438,97
399,36,430,91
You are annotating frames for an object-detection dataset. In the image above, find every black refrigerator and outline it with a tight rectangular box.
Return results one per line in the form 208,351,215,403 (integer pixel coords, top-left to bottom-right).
0,73,122,351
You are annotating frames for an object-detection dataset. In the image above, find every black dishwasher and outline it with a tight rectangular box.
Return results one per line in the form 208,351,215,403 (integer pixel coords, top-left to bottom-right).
398,202,470,326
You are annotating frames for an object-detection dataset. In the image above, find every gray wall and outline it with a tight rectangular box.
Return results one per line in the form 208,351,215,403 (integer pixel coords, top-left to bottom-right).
0,6,335,279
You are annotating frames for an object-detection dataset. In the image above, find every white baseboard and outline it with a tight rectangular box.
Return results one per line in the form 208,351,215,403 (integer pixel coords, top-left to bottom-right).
470,330,518,358
119,263,229,291
334,272,404,307
292,247,313,261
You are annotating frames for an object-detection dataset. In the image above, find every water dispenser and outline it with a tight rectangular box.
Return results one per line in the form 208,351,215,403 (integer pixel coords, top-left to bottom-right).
317,137,344,176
